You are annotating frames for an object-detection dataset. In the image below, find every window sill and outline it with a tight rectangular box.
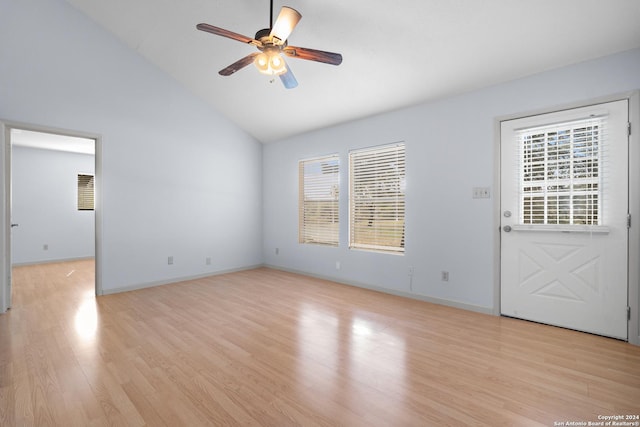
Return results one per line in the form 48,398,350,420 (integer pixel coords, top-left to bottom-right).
510,224,610,234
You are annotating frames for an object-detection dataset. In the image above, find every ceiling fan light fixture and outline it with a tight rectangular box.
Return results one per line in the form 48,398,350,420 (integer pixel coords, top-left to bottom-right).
254,51,286,75
197,1,341,89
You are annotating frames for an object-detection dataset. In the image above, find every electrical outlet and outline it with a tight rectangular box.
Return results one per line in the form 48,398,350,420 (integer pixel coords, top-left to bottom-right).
168,256,174,265
441,271,449,282
275,247,279,255
43,244,48,251
335,261,341,270
206,257,211,265
408,266,414,276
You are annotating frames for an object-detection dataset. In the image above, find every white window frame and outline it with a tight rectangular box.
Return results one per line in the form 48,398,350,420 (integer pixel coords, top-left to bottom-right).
518,117,603,227
349,143,406,254
298,154,340,246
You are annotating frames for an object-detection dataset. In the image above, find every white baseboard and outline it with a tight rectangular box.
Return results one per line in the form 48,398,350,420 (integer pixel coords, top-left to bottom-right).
100,264,264,296
264,264,494,316
12,256,95,267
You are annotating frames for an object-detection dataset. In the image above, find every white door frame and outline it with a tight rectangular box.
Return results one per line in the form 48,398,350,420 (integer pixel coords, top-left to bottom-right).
493,91,640,346
0,120,103,312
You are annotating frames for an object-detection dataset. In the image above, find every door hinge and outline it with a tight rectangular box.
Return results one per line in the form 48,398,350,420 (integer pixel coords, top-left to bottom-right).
628,306,631,320
628,213,632,229
628,122,632,136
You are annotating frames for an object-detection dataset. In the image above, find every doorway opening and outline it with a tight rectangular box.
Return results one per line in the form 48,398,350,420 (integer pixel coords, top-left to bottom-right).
2,123,101,311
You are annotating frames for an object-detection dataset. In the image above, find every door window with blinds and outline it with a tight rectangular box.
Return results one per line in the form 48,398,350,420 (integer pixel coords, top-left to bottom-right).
77,174,95,211
349,143,405,254
298,155,339,246
518,117,604,226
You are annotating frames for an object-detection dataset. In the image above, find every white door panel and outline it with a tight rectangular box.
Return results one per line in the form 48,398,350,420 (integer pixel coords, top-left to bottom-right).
501,100,628,339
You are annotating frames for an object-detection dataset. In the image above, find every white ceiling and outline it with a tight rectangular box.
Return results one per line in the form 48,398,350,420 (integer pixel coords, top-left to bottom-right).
64,0,640,143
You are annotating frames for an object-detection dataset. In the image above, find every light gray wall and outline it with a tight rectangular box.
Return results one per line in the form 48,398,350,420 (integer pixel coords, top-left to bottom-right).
263,48,640,313
11,146,95,264
0,0,263,293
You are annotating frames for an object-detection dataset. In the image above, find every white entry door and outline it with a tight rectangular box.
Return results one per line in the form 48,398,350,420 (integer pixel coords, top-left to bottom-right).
500,100,629,340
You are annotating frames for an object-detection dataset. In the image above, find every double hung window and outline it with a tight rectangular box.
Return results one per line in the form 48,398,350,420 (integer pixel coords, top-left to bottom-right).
349,143,406,253
298,155,340,246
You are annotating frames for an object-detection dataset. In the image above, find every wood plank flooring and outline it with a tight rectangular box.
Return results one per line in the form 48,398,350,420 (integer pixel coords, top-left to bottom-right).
1,260,639,426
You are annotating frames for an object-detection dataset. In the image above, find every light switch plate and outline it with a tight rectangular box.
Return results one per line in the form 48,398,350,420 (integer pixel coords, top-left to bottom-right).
472,187,491,199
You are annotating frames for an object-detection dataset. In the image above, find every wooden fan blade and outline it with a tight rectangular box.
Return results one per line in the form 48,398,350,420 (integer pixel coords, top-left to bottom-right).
279,60,298,89
219,53,260,76
270,7,302,44
283,46,342,65
197,23,255,44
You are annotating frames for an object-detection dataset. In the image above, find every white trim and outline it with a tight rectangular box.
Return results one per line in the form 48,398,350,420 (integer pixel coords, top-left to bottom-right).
0,120,103,307
1,123,9,313
298,154,340,246
94,134,103,296
11,256,95,268
510,224,610,233
492,119,502,316
628,91,640,346
101,265,264,295
513,113,609,132
494,90,640,346
346,141,405,155
348,142,406,254
265,264,494,316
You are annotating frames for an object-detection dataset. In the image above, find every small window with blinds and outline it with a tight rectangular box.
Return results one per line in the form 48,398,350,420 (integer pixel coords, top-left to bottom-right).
349,143,405,254
77,174,95,211
519,118,602,225
299,155,339,246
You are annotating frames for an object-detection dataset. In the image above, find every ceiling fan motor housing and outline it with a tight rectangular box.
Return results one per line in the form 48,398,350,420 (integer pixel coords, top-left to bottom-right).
255,28,271,40
254,28,287,49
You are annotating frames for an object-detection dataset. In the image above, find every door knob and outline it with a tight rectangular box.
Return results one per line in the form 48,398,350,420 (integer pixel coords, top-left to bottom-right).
10,223,19,228
503,225,512,232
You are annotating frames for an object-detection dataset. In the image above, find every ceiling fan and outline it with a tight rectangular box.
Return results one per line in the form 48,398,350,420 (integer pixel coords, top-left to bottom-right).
197,0,342,89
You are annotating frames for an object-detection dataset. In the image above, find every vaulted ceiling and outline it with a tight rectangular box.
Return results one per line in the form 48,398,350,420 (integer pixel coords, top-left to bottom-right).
64,0,640,143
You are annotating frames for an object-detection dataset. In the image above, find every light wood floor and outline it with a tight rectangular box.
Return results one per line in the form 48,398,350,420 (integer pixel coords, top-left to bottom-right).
1,260,639,426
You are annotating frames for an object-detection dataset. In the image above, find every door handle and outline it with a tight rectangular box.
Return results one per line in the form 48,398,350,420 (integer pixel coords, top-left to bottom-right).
503,225,512,232
11,223,19,228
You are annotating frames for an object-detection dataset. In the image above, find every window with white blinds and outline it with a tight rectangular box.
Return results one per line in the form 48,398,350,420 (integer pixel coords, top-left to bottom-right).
518,117,604,225
299,155,339,246
349,143,405,254
77,174,95,211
